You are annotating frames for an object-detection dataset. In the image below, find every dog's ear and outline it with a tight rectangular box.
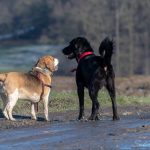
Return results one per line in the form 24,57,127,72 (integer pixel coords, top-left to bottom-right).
35,56,55,72
75,37,93,53
44,56,56,72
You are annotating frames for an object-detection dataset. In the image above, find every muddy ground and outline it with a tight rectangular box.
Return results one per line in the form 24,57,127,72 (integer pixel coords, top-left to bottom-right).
0,76,150,149
0,105,150,131
1,106,150,149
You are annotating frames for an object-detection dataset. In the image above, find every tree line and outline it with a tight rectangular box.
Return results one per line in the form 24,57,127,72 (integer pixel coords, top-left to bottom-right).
0,0,150,76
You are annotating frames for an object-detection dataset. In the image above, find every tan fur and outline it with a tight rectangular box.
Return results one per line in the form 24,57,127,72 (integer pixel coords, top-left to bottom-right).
0,55,59,121
0,74,7,82
36,55,56,72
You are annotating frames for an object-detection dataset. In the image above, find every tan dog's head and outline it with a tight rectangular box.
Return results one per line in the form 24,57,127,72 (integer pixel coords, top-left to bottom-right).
34,55,59,74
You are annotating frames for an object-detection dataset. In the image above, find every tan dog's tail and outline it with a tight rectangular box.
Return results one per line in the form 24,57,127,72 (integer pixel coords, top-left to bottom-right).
0,74,7,82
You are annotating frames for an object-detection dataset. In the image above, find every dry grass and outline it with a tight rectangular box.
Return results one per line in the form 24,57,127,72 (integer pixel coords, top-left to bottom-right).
0,76,150,116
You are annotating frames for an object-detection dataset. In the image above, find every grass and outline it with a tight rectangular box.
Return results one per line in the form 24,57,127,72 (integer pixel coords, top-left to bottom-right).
50,90,150,112
0,89,150,116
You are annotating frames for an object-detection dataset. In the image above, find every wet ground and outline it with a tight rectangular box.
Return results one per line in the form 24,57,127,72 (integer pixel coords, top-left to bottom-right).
1,106,150,149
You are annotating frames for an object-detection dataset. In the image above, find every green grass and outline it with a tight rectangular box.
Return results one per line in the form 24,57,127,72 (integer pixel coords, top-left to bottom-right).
0,90,150,115
50,90,150,112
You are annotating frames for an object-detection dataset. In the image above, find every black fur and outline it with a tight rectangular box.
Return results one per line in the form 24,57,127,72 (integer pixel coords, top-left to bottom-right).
62,37,119,121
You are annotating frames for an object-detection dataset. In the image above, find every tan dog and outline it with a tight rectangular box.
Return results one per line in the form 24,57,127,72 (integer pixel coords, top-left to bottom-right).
0,55,59,121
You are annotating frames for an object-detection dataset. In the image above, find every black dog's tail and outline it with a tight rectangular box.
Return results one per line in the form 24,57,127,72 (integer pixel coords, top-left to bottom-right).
99,37,114,66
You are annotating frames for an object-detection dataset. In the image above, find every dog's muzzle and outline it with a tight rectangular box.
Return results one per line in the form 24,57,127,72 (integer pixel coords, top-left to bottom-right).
54,58,59,71
67,53,75,59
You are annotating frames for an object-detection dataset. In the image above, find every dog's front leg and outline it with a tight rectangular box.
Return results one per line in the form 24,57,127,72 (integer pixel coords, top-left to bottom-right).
43,98,49,121
31,103,37,120
77,83,85,120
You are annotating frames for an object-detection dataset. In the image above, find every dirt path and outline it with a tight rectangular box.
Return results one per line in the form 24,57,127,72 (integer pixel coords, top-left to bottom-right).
0,106,150,149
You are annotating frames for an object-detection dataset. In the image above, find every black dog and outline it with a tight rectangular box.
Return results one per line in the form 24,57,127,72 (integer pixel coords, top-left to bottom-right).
62,37,119,121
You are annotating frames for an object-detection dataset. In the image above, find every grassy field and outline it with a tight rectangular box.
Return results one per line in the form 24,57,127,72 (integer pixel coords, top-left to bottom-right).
0,76,150,116
0,89,150,116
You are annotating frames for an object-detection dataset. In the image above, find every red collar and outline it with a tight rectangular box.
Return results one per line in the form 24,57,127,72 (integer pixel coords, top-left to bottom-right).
71,51,94,72
79,51,94,61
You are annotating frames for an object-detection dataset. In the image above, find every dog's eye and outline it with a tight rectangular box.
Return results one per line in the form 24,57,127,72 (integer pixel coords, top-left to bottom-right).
74,44,77,48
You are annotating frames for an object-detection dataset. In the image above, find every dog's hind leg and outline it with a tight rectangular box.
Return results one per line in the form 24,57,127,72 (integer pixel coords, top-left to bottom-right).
6,90,19,121
31,103,37,120
6,99,18,121
77,83,85,120
1,95,9,120
3,107,9,120
106,76,119,121
88,86,100,121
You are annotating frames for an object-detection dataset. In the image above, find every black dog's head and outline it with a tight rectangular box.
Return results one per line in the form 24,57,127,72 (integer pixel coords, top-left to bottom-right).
62,37,93,59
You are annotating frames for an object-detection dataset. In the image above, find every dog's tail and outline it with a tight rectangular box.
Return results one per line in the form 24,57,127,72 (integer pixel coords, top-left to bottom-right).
99,37,114,66
0,74,7,82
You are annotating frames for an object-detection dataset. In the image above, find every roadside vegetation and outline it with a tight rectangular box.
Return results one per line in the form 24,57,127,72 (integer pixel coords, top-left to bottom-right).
0,76,149,117
0,89,149,117
0,0,150,76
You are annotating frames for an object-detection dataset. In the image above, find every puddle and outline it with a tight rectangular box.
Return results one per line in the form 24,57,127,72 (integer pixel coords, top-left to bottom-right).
0,118,150,149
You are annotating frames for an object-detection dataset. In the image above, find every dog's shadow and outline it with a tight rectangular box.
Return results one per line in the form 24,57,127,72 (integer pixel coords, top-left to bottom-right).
0,109,45,121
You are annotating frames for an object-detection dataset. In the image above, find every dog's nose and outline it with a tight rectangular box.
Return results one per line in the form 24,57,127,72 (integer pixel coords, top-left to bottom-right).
62,48,66,54
54,58,59,66
62,46,69,54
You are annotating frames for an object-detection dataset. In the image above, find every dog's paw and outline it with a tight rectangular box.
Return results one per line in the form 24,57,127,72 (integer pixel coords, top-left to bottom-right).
45,118,50,122
113,116,120,121
31,117,37,121
88,115,99,121
78,115,85,121
10,118,16,121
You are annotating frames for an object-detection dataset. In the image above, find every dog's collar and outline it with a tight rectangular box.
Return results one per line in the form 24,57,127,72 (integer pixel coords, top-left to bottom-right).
32,69,52,88
33,67,53,76
70,51,94,72
79,51,94,61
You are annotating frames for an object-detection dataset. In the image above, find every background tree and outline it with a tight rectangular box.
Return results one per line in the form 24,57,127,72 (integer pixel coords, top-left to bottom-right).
0,0,150,76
